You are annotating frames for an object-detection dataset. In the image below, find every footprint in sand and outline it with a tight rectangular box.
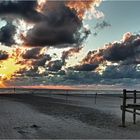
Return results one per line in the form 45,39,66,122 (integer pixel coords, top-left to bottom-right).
30,124,41,130
14,124,41,135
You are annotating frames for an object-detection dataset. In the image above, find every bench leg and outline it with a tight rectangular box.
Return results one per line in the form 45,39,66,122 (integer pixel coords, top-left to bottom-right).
122,107,126,127
133,90,136,124
133,109,136,124
122,89,126,127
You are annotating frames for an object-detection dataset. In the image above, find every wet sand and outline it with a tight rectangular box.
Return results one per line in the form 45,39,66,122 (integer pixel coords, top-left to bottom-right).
0,93,140,139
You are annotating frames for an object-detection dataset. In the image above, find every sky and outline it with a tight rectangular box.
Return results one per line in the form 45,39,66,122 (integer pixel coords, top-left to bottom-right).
0,0,140,86
86,1,140,50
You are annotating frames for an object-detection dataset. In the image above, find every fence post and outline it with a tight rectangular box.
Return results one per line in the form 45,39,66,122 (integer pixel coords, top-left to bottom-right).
122,89,127,127
66,90,68,102
95,92,97,104
133,90,137,124
14,86,15,94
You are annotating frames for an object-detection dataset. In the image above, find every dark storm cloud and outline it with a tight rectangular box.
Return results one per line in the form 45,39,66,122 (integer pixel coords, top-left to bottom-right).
0,0,43,46
20,47,52,67
103,42,133,62
0,1,90,47
22,48,45,59
71,33,140,72
24,1,88,47
86,33,140,63
33,55,52,66
72,64,98,71
17,54,52,77
0,0,42,22
0,21,16,46
47,60,63,71
103,34,140,62
0,50,9,60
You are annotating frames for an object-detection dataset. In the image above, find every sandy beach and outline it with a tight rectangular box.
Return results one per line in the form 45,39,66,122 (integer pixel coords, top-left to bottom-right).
0,92,140,139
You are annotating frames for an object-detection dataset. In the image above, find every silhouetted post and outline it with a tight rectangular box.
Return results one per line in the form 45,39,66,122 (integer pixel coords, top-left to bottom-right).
122,89,126,127
66,90,68,102
14,86,15,94
95,92,97,104
133,90,137,124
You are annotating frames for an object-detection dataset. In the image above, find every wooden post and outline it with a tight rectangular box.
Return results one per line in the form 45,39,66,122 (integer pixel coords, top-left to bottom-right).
95,93,97,104
133,90,136,124
66,90,68,102
14,86,15,94
122,89,127,127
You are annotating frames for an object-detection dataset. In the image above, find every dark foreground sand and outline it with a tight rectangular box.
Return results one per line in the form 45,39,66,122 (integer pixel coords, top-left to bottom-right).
0,93,140,139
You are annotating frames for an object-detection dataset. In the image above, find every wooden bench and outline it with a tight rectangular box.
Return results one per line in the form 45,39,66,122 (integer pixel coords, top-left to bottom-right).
121,89,140,127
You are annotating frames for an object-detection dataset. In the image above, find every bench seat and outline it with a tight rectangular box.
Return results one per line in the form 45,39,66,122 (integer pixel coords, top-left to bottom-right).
126,103,140,108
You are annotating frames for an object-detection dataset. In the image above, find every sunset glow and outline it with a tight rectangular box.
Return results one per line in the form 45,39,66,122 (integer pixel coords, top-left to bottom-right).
0,50,24,85
0,47,33,86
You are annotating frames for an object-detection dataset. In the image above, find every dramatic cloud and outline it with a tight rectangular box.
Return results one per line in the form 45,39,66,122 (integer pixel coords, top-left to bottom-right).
103,33,140,63
18,32,140,81
24,1,85,47
0,0,117,85
72,63,98,71
22,48,46,59
0,1,42,22
62,47,82,64
33,55,52,67
72,32,140,74
47,60,63,71
22,47,52,67
87,33,140,63
0,50,9,60
14,0,100,47
0,21,16,46
0,0,102,48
